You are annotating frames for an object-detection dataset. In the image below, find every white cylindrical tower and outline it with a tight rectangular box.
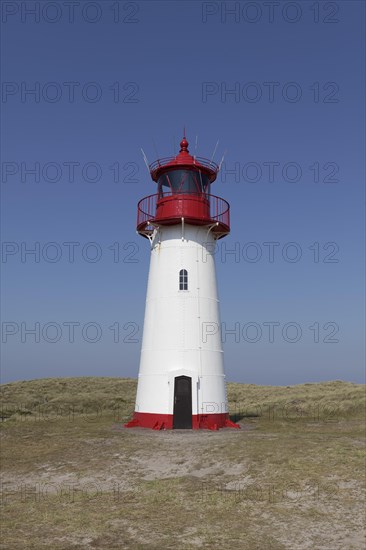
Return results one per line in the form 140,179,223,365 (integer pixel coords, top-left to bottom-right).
125,135,239,430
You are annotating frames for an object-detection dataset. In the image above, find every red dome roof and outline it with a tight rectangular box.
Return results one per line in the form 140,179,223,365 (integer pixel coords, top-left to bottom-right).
149,135,219,183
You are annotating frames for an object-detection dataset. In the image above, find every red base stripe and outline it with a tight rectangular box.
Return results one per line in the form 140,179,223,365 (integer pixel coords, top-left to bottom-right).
124,412,240,430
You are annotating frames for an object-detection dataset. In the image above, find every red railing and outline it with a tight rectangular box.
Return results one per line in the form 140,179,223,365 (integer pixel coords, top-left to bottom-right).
137,194,158,228
149,156,219,174
137,193,230,234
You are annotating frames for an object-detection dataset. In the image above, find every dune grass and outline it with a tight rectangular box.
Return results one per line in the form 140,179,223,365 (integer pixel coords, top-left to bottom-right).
1,376,364,423
1,377,365,549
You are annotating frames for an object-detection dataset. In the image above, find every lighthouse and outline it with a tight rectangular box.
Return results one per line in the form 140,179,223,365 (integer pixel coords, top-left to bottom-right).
125,134,239,430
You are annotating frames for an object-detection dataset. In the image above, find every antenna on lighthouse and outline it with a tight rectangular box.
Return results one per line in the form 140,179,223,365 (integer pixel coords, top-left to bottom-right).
194,135,198,160
210,139,219,165
140,148,150,174
218,149,227,171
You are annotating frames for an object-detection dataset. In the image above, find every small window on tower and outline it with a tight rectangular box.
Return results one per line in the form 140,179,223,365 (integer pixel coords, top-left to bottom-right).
179,269,188,291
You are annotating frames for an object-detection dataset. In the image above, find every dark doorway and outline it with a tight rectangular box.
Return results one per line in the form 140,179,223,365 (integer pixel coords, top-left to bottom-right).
173,376,192,429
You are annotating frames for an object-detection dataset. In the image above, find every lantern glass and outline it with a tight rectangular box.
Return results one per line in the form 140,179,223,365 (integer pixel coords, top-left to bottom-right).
158,169,210,197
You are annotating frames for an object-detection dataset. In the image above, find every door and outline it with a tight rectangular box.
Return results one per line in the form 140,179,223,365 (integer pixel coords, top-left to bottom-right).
173,376,192,429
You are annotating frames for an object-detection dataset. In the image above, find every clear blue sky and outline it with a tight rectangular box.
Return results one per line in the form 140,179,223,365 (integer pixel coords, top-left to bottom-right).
1,0,365,384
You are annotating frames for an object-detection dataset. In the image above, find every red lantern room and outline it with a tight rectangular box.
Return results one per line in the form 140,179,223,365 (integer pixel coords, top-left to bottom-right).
137,135,230,238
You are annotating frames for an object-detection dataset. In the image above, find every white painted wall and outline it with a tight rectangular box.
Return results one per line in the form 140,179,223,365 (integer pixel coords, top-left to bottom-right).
135,223,228,416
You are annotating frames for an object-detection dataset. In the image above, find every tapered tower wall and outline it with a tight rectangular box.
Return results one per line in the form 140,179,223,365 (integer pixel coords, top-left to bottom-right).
135,224,228,426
